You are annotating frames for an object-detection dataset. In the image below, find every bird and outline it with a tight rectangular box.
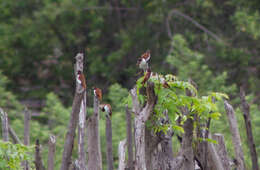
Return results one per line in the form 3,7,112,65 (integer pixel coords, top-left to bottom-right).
93,87,102,101
76,70,86,89
100,104,112,117
141,68,151,85
137,50,151,71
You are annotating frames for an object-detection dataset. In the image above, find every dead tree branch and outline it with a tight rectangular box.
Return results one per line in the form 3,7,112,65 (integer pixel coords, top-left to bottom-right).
106,115,114,170
34,139,45,170
23,108,31,170
48,135,56,170
130,82,157,170
0,108,9,141
118,139,127,170
60,53,85,170
77,89,87,170
240,87,259,170
212,133,232,170
86,95,102,170
224,101,246,170
125,105,134,170
8,125,22,144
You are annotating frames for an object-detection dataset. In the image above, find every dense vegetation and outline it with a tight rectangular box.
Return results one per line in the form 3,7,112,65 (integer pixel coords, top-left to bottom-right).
0,0,259,169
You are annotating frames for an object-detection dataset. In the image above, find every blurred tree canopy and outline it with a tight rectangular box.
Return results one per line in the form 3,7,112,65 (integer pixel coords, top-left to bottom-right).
0,0,259,102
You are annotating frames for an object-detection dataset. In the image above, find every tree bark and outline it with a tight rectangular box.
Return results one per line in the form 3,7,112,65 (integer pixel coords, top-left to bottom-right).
60,53,85,170
34,139,45,170
106,115,114,170
224,101,246,170
212,133,232,170
125,105,134,170
180,107,194,170
130,82,157,170
0,108,9,141
118,139,127,170
86,95,102,170
78,92,87,170
23,108,31,170
48,135,56,170
240,87,259,170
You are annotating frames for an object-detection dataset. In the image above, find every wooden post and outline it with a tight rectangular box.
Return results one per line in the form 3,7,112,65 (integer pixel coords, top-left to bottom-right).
0,108,9,141
240,87,259,170
35,139,45,170
212,133,232,170
224,101,246,170
106,115,114,170
60,53,85,170
118,139,127,170
23,107,31,170
48,135,56,170
86,95,102,170
125,105,133,170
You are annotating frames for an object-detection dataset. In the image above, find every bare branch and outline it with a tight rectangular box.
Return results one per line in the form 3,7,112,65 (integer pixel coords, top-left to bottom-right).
23,107,31,170
167,9,223,42
240,87,259,170
8,125,22,144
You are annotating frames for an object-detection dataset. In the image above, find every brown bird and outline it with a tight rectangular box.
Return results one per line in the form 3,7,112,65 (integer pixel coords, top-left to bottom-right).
141,68,151,85
137,50,151,71
93,87,102,101
100,104,112,117
76,70,86,89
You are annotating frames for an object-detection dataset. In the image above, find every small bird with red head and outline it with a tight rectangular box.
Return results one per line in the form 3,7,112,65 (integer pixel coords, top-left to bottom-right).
100,104,112,117
93,87,102,101
141,68,152,86
137,50,151,71
76,70,86,89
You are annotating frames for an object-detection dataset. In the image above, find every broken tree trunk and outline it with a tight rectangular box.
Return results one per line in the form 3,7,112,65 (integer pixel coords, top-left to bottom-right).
86,95,102,170
60,53,85,170
34,139,45,170
224,101,246,170
240,87,259,170
78,91,87,170
106,115,114,170
212,133,232,170
130,82,157,170
125,105,133,170
0,108,9,141
145,110,176,170
118,139,127,170
48,135,56,170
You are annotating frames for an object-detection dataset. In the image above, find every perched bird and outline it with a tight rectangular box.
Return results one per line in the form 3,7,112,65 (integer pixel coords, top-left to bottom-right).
93,87,102,101
141,68,151,85
137,50,151,71
100,104,112,117
76,70,86,89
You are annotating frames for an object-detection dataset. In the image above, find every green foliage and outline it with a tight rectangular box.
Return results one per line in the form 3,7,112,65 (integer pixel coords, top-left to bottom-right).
135,73,227,137
0,140,34,170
